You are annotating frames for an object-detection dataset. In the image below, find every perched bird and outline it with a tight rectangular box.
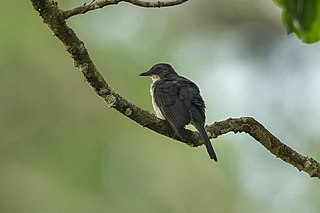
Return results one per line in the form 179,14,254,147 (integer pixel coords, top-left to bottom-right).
140,63,217,161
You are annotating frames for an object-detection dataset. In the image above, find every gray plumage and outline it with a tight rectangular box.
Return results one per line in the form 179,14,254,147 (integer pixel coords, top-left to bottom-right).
140,63,218,161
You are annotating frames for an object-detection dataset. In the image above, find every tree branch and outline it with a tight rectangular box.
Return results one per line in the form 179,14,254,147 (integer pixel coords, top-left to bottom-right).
207,118,319,178
63,0,189,19
30,0,319,179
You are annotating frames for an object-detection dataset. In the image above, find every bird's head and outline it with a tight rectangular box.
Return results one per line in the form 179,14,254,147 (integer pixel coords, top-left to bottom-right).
139,63,178,82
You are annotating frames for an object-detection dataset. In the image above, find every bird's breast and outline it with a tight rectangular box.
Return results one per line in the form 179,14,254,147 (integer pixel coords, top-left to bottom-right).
150,83,165,120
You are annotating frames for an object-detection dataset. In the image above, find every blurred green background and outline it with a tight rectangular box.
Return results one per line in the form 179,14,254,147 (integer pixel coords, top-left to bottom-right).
1,0,320,212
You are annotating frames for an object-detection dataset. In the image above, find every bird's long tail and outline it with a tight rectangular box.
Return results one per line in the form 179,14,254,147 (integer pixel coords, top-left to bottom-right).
196,124,218,161
172,123,217,161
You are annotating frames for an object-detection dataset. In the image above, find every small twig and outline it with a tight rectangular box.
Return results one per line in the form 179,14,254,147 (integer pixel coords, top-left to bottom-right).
79,0,96,14
30,0,319,179
63,0,189,19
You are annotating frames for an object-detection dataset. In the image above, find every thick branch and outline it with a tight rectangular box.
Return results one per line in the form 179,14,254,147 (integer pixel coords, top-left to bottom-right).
63,0,189,19
30,0,319,179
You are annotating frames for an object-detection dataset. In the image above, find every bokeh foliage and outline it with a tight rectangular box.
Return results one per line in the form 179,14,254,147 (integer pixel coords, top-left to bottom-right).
275,0,320,43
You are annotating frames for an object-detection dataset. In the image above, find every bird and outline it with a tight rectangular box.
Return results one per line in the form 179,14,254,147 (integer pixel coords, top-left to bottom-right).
139,63,217,161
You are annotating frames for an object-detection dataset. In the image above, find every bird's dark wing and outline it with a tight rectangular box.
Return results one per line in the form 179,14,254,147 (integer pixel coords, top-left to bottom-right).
178,79,217,161
153,79,191,130
178,79,206,123
154,77,217,160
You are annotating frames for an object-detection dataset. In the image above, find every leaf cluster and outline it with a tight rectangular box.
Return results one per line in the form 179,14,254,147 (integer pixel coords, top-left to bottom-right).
275,0,320,43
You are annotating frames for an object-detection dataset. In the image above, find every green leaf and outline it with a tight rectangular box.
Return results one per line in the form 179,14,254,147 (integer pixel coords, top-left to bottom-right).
274,0,320,43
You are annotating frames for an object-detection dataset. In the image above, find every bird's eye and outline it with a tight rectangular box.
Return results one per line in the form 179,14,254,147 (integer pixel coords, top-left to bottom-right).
156,67,160,72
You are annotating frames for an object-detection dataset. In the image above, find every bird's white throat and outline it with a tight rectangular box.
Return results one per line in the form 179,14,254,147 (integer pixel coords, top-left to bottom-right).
150,76,165,120
151,74,161,83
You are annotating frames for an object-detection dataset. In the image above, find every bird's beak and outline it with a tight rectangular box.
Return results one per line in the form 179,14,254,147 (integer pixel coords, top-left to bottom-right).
139,70,150,76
